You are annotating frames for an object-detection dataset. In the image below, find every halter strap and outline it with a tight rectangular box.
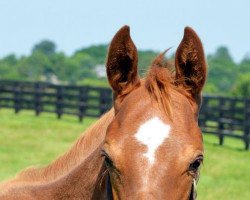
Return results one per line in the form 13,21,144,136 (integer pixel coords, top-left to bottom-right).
192,178,197,199
106,174,113,200
189,178,197,200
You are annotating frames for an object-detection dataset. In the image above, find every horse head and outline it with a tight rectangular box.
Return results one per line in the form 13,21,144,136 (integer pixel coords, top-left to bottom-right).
103,26,207,199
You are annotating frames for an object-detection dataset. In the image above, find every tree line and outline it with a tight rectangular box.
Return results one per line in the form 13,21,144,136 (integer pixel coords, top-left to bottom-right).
0,40,249,97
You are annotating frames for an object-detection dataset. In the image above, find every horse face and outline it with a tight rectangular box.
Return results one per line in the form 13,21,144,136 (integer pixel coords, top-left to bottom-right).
103,26,206,200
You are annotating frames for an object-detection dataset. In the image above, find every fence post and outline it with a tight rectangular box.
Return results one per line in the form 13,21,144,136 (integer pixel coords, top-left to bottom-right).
244,99,250,150
198,97,208,128
229,99,236,131
218,97,225,146
14,82,21,114
34,82,42,116
79,87,88,122
99,89,112,116
0,83,2,109
56,86,63,119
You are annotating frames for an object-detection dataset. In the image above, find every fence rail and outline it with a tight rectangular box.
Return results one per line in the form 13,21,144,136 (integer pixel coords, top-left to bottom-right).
199,96,250,150
0,80,112,122
0,80,249,150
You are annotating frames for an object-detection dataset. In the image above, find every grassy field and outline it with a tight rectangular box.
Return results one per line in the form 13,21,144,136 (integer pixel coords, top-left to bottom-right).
0,109,250,199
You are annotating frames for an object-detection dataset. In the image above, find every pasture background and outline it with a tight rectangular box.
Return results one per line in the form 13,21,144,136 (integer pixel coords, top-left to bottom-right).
0,109,249,199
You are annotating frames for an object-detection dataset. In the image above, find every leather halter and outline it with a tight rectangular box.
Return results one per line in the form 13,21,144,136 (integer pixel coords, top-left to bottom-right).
189,179,197,200
106,174,113,200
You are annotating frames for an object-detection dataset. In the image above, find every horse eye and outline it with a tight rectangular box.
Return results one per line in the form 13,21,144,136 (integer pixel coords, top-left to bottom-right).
101,150,113,168
104,156,113,168
189,156,203,173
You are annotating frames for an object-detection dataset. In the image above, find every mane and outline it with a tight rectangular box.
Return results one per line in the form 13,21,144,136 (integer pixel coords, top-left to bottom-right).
145,51,193,119
11,108,114,183
145,52,174,119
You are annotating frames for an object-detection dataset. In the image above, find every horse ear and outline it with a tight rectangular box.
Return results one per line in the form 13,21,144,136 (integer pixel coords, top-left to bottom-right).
106,26,140,100
175,27,207,105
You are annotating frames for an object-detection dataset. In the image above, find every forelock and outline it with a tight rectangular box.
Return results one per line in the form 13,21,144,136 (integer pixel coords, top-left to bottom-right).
145,53,174,119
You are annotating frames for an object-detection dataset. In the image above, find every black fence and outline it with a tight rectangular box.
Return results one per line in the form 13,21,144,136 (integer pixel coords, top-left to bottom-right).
199,96,250,150
0,80,112,122
0,80,249,150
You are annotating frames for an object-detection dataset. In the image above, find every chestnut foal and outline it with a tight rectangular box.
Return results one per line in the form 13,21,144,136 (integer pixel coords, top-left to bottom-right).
0,26,206,200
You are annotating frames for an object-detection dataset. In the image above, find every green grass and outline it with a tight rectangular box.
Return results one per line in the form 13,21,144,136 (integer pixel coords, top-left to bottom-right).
0,109,250,199
198,135,250,199
0,109,95,180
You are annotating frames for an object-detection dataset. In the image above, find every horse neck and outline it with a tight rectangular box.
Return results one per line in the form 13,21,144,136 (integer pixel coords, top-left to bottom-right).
4,108,114,187
0,146,108,199
48,146,108,199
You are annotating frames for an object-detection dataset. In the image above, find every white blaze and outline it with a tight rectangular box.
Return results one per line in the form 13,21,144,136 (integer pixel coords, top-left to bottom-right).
135,117,171,164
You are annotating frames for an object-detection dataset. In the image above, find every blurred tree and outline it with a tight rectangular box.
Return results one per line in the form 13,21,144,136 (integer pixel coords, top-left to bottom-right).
0,54,19,80
232,73,250,98
206,46,236,95
1,41,250,93
238,53,250,74
213,46,234,62
75,44,107,65
32,40,56,57
71,53,97,79
2,54,18,65
138,50,158,76
17,52,51,81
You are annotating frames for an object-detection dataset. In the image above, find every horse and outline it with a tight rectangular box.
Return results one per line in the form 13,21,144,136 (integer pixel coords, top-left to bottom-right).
0,25,207,199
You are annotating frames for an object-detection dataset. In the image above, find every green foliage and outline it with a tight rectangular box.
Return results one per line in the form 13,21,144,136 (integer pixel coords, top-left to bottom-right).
32,40,56,56
206,47,236,95
203,46,250,97
0,41,250,97
75,44,107,65
0,54,20,80
213,46,234,62
0,42,159,86
231,73,250,97
17,52,52,81
239,54,250,74
138,50,159,75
